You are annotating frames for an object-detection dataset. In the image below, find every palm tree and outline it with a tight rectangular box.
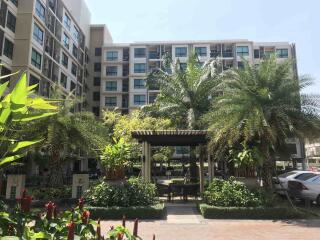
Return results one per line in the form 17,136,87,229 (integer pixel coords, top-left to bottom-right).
205,56,320,189
145,53,221,181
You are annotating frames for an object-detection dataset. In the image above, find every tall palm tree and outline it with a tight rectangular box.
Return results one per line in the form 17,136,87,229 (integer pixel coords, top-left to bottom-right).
146,53,221,181
205,56,320,189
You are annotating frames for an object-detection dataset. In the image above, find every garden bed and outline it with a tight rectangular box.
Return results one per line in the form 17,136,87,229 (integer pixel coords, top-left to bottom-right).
199,204,306,219
87,203,166,220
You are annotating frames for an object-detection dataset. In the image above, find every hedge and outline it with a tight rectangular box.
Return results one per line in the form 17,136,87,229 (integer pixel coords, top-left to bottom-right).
87,203,165,220
199,204,306,219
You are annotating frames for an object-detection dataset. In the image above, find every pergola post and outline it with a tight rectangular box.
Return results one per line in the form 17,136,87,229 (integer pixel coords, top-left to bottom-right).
141,141,146,180
146,143,152,182
208,151,214,182
199,145,205,195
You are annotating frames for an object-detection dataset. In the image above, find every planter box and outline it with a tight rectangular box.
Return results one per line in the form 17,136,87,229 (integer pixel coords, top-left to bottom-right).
199,204,306,219
87,203,166,220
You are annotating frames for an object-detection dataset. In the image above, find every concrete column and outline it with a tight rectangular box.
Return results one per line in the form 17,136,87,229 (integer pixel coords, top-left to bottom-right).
145,143,152,182
72,174,89,199
199,146,205,195
208,152,214,182
141,141,146,179
6,175,26,199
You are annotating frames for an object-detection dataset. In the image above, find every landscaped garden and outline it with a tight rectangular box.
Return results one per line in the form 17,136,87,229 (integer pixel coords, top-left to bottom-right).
1,53,320,239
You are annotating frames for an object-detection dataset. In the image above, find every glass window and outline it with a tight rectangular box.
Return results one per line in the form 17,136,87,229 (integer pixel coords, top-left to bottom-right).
71,62,77,76
94,77,101,86
105,81,117,91
106,66,118,76
254,49,260,59
31,48,42,69
70,81,76,92
60,72,67,89
29,74,39,92
175,47,187,57
61,52,68,68
134,48,146,58
149,95,157,104
236,46,249,57
33,23,44,45
93,92,100,101
176,146,189,155
95,48,102,56
6,11,16,33
72,44,78,58
10,0,18,7
73,26,79,42
106,51,118,61
195,47,207,57
63,33,69,49
35,0,45,22
237,61,244,69
295,173,318,181
105,97,117,107
134,63,146,73
134,79,145,89
94,62,101,72
92,107,100,116
63,14,71,30
180,63,187,71
134,95,146,105
276,49,289,58
3,38,14,59
0,67,11,83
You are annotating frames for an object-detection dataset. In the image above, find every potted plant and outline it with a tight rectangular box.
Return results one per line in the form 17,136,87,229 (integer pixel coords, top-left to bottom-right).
100,138,131,181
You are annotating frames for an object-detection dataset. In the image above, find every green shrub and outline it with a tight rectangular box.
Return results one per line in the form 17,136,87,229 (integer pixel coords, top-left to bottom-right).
85,177,158,207
204,177,261,207
29,186,72,200
199,204,305,219
87,203,165,220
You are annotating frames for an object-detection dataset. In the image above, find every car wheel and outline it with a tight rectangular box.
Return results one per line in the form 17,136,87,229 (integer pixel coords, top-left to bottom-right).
317,195,320,206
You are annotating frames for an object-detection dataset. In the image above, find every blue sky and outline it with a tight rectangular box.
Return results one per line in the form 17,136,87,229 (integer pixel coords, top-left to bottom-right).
86,0,319,93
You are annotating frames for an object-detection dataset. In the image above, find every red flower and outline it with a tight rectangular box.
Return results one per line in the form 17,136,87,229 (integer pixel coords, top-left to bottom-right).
133,218,139,237
67,222,76,240
97,219,102,240
81,210,90,224
45,201,56,220
78,197,85,210
117,233,124,240
17,190,32,213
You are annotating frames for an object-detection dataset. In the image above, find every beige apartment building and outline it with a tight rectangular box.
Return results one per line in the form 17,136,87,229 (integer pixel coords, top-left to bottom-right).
1,0,91,111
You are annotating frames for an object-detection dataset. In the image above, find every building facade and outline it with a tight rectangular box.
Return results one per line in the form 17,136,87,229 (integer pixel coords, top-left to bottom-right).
95,40,296,116
0,0,91,111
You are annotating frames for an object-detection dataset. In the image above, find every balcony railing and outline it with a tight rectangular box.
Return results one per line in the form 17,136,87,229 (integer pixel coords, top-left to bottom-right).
149,51,160,59
210,51,220,58
222,51,233,58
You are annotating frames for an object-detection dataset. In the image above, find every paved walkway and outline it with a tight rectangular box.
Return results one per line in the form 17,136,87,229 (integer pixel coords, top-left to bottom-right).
100,204,320,240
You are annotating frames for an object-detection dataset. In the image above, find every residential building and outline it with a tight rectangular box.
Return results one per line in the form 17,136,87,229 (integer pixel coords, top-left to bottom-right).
1,0,91,111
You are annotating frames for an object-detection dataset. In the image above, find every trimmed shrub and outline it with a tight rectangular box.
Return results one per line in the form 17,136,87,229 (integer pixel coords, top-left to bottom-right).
85,177,158,207
87,203,165,220
28,186,72,200
199,204,305,219
204,177,261,207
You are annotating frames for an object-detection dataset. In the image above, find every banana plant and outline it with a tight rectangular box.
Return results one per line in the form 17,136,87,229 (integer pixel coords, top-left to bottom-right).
0,72,58,169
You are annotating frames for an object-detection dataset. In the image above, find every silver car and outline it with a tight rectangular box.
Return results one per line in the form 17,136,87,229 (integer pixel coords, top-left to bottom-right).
274,171,313,194
288,172,320,205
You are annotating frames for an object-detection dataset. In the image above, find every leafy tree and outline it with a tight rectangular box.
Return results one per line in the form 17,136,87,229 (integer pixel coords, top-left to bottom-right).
205,56,320,189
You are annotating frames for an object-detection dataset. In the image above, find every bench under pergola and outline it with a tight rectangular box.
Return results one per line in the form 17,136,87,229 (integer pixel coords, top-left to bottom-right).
131,130,215,194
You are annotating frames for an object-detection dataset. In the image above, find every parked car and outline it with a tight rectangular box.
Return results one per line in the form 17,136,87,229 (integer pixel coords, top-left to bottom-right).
273,171,314,194
288,172,320,205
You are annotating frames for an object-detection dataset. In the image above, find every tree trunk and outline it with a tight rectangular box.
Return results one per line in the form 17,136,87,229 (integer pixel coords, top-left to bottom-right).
261,142,274,191
47,148,64,187
189,146,198,183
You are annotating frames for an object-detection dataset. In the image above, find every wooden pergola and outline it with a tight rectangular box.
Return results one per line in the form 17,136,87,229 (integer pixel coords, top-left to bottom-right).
131,130,215,194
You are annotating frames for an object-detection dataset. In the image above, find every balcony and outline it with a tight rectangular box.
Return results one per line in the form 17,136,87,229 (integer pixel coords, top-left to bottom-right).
210,51,220,58
222,51,233,58
149,51,160,60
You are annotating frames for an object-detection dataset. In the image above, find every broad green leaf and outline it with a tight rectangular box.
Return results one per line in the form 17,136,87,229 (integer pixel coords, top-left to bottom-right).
0,153,26,167
0,237,20,240
27,98,58,110
12,112,57,122
8,139,43,153
27,84,38,92
0,81,9,99
10,73,27,112
0,107,11,124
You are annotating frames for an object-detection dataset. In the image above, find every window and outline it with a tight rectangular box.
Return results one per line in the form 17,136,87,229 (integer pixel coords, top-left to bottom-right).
93,92,100,101
92,107,100,116
94,77,101,86
29,74,39,92
254,49,260,59
105,81,117,91
105,97,117,107
276,49,289,58
61,52,68,68
71,62,77,76
63,14,71,31
60,72,67,89
106,66,117,76
94,62,101,72
134,48,146,58
134,63,146,73
236,46,249,57
180,63,187,71
295,173,318,181
95,48,102,56
149,95,157,104
73,26,79,42
175,47,187,57
70,81,76,92
1,67,11,83
195,47,207,57
10,0,18,7
35,0,45,22
106,51,118,61
6,11,16,33
237,62,244,69
3,38,13,59
31,48,42,69
134,95,146,105
72,44,78,58
33,23,44,45
63,33,69,49
134,79,145,89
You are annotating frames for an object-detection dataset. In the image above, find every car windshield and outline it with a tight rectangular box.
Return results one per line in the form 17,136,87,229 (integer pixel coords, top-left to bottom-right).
294,173,318,181
279,171,297,178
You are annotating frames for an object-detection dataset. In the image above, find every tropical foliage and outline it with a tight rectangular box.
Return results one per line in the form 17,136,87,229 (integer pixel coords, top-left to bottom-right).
205,56,320,188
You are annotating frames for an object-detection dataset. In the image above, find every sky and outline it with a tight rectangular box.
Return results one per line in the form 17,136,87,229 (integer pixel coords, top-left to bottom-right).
85,0,320,93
